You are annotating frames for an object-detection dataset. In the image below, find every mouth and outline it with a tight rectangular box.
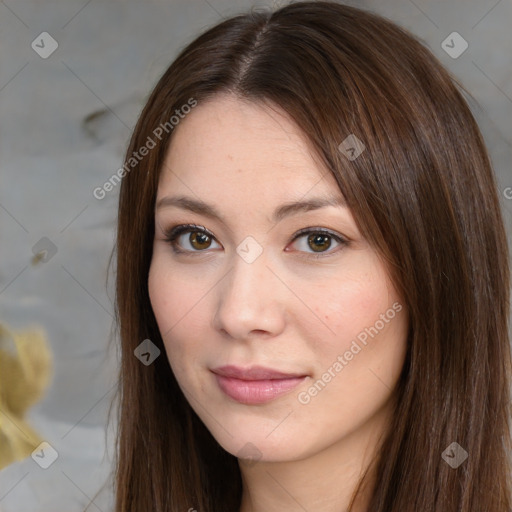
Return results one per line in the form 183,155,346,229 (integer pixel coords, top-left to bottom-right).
210,365,308,405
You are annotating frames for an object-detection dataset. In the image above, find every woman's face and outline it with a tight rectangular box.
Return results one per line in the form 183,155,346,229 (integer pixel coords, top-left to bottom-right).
148,94,408,463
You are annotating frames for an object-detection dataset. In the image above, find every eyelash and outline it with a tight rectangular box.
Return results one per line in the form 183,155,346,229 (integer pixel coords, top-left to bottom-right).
162,223,348,259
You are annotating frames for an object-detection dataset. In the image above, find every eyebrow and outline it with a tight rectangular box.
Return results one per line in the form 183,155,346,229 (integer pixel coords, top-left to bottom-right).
155,194,346,223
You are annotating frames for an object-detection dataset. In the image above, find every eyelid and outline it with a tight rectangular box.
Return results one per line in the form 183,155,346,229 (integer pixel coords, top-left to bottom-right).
164,223,215,240
290,227,347,244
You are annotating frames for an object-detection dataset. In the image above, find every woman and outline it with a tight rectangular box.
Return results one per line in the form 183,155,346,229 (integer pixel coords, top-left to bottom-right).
112,2,512,510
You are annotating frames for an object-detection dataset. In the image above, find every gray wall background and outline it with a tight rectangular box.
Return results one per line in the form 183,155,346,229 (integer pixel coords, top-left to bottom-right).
0,0,511,510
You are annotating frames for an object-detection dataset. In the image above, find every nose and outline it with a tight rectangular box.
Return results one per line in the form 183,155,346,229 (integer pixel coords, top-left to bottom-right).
212,251,286,341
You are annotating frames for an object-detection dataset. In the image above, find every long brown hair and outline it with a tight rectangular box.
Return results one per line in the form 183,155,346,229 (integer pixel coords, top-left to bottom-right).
112,2,512,510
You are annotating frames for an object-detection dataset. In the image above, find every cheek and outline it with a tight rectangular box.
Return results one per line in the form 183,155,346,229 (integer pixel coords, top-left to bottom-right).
148,261,197,372
148,263,175,336
304,265,393,353
295,254,408,405
148,259,210,388
294,272,407,440
148,256,209,338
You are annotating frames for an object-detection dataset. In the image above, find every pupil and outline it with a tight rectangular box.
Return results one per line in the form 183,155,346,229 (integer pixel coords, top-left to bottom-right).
308,233,331,252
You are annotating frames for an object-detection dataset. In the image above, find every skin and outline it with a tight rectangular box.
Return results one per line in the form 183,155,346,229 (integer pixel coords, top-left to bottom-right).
148,93,409,512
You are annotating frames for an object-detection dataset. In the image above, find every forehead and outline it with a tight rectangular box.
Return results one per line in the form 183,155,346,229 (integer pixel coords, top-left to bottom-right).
157,94,341,200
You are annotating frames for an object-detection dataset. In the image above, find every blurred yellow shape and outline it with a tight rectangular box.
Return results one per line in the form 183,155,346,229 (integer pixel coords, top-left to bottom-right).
0,323,53,470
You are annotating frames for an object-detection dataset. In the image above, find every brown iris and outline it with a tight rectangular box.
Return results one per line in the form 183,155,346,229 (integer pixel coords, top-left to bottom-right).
308,233,331,252
189,231,212,250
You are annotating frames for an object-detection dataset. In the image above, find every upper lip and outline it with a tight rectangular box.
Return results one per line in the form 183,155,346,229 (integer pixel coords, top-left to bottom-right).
211,365,307,380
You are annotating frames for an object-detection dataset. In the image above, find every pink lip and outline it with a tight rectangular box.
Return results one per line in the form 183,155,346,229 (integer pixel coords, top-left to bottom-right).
211,365,307,405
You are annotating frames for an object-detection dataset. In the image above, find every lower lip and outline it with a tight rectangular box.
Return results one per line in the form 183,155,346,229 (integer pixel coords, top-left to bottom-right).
213,374,306,405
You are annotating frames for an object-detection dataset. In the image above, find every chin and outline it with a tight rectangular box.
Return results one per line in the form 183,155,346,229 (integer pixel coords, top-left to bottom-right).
201,414,312,464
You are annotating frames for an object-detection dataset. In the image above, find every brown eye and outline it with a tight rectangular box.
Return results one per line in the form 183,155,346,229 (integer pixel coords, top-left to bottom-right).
163,224,221,253
289,228,347,257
